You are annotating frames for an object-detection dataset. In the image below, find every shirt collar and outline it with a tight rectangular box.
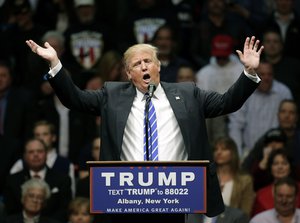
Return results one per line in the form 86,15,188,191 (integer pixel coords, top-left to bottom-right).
136,83,163,101
23,210,40,223
30,167,47,180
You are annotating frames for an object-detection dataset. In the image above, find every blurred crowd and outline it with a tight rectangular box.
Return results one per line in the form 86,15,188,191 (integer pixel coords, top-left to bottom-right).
1,0,300,222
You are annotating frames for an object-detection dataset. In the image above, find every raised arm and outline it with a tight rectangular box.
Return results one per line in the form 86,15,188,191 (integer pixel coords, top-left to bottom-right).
236,36,264,75
26,40,60,68
26,39,101,115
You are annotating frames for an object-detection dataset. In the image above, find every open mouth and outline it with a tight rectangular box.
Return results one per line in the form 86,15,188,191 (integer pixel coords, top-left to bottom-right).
143,73,150,80
143,74,151,84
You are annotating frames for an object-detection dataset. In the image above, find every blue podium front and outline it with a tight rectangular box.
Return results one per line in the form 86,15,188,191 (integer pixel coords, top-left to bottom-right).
88,161,208,214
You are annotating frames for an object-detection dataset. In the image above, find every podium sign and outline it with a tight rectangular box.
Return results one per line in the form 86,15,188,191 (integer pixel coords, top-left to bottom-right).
88,161,208,214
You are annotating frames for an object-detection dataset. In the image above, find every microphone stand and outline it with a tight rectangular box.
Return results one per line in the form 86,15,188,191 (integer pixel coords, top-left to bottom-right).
144,94,151,161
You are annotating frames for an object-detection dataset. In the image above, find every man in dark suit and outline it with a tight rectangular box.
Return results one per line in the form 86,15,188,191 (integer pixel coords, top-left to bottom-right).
26,36,264,222
9,120,76,196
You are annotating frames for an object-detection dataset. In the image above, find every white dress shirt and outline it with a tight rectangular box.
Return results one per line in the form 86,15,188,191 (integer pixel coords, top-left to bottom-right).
121,84,187,161
30,167,47,180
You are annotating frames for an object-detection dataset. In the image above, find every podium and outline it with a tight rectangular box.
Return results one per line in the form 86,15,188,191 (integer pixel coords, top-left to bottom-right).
87,161,209,215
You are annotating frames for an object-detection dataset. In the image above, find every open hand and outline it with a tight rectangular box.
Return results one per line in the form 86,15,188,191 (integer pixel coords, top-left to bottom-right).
236,36,264,75
26,40,59,68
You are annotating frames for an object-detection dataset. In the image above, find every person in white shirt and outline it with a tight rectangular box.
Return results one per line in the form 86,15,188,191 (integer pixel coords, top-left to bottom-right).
250,176,300,223
228,61,292,159
196,34,243,143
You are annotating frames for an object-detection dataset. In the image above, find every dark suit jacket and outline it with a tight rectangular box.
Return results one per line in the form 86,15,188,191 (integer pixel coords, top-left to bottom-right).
3,87,36,148
3,167,72,222
49,68,259,218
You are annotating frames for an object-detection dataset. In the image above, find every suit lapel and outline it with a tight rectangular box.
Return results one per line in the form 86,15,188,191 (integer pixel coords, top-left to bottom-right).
115,84,136,153
161,82,191,152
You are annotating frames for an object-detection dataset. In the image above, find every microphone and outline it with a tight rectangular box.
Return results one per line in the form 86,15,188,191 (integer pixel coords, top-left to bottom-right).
145,82,156,161
148,82,157,98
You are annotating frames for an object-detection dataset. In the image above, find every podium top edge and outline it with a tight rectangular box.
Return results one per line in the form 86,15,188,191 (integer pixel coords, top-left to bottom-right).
86,160,210,166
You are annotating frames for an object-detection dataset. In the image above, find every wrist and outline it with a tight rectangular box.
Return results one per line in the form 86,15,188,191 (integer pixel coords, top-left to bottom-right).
245,67,256,75
50,58,60,69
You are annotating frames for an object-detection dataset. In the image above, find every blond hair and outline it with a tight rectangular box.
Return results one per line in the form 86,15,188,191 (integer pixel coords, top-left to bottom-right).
123,43,160,71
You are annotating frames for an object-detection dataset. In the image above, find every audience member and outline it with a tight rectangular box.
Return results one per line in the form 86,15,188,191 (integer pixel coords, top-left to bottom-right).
4,178,60,223
119,0,178,50
276,100,300,164
228,61,292,158
9,120,76,196
3,138,72,222
196,34,243,143
190,0,252,69
168,0,202,59
251,149,300,216
91,0,129,36
2,0,47,86
0,0,15,63
176,64,196,83
0,60,36,150
243,99,300,174
151,24,190,82
32,0,73,32
63,0,114,88
250,177,300,223
213,136,255,216
244,128,287,191
261,29,300,109
263,0,300,60
68,197,98,223
97,50,123,82
226,0,272,35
